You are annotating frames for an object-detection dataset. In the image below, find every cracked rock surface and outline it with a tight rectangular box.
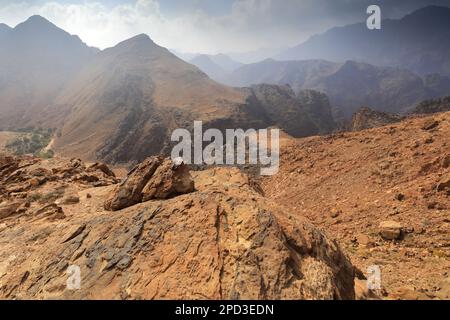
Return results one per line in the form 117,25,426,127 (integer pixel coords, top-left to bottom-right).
0,157,354,300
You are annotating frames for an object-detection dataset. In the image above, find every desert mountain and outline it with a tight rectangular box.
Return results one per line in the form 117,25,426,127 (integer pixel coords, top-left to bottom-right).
225,59,450,120
0,16,337,164
50,34,250,163
276,6,450,76
45,33,334,164
0,15,98,129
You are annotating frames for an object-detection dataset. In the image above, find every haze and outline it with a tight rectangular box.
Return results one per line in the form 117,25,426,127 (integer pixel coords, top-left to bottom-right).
1,0,450,57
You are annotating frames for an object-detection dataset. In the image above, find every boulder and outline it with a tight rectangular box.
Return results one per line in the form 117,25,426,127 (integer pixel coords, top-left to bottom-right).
379,221,403,240
142,159,195,202
104,156,163,211
88,162,116,177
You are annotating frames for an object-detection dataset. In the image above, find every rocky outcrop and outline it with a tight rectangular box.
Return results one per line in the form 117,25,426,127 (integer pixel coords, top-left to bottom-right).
0,154,119,221
414,96,450,115
350,107,403,131
0,162,355,300
104,156,195,211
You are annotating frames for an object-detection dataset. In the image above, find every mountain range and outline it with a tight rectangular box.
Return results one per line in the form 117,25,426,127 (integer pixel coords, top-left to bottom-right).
0,16,334,164
224,59,450,120
276,6,450,76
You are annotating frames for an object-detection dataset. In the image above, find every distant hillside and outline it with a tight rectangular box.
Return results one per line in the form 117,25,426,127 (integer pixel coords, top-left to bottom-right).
276,6,450,76
47,34,333,163
225,59,450,120
0,15,98,129
189,53,242,82
414,96,450,114
0,16,338,164
350,107,403,131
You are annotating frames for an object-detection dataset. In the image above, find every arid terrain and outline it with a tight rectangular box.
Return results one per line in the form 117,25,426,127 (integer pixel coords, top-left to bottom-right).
262,111,450,299
0,111,448,300
0,6,449,301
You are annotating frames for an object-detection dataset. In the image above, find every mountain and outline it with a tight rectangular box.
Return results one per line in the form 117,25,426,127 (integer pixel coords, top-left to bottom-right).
0,23,11,40
0,16,337,164
50,34,252,163
276,6,450,76
208,54,243,73
0,15,98,129
225,59,450,120
189,53,243,82
189,54,227,82
46,34,333,164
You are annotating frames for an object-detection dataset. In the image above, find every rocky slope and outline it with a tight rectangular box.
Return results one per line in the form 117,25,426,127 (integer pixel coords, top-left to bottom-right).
0,154,355,300
262,111,450,299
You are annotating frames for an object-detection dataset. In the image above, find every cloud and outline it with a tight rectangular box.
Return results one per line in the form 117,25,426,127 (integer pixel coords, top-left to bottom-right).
0,0,449,53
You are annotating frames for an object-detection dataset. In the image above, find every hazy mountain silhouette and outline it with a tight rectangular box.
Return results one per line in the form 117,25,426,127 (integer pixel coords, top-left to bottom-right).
225,59,450,120
0,15,98,129
276,6,450,76
189,53,242,82
0,16,338,163
189,54,227,82
46,33,332,163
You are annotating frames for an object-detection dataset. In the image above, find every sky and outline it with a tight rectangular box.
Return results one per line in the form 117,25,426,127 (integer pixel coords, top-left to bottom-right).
0,0,449,54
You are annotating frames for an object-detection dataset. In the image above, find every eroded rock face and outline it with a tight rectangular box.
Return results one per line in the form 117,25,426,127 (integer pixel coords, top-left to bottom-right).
0,162,355,300
104,156,195,211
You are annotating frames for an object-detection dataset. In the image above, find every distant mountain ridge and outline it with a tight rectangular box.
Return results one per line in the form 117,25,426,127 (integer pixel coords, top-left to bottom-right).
225,59,450,120
276,6,450,76
50,33,334,163
189,53,243,83
0,16,334,164
0,15,98,129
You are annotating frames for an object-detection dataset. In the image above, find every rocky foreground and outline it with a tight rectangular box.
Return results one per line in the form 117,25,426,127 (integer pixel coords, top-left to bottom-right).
263,111,450,299
0,153,355,299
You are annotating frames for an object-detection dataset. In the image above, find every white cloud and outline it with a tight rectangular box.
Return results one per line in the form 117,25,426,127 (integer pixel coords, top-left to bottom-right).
1,0,447,54
0,0,302,53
